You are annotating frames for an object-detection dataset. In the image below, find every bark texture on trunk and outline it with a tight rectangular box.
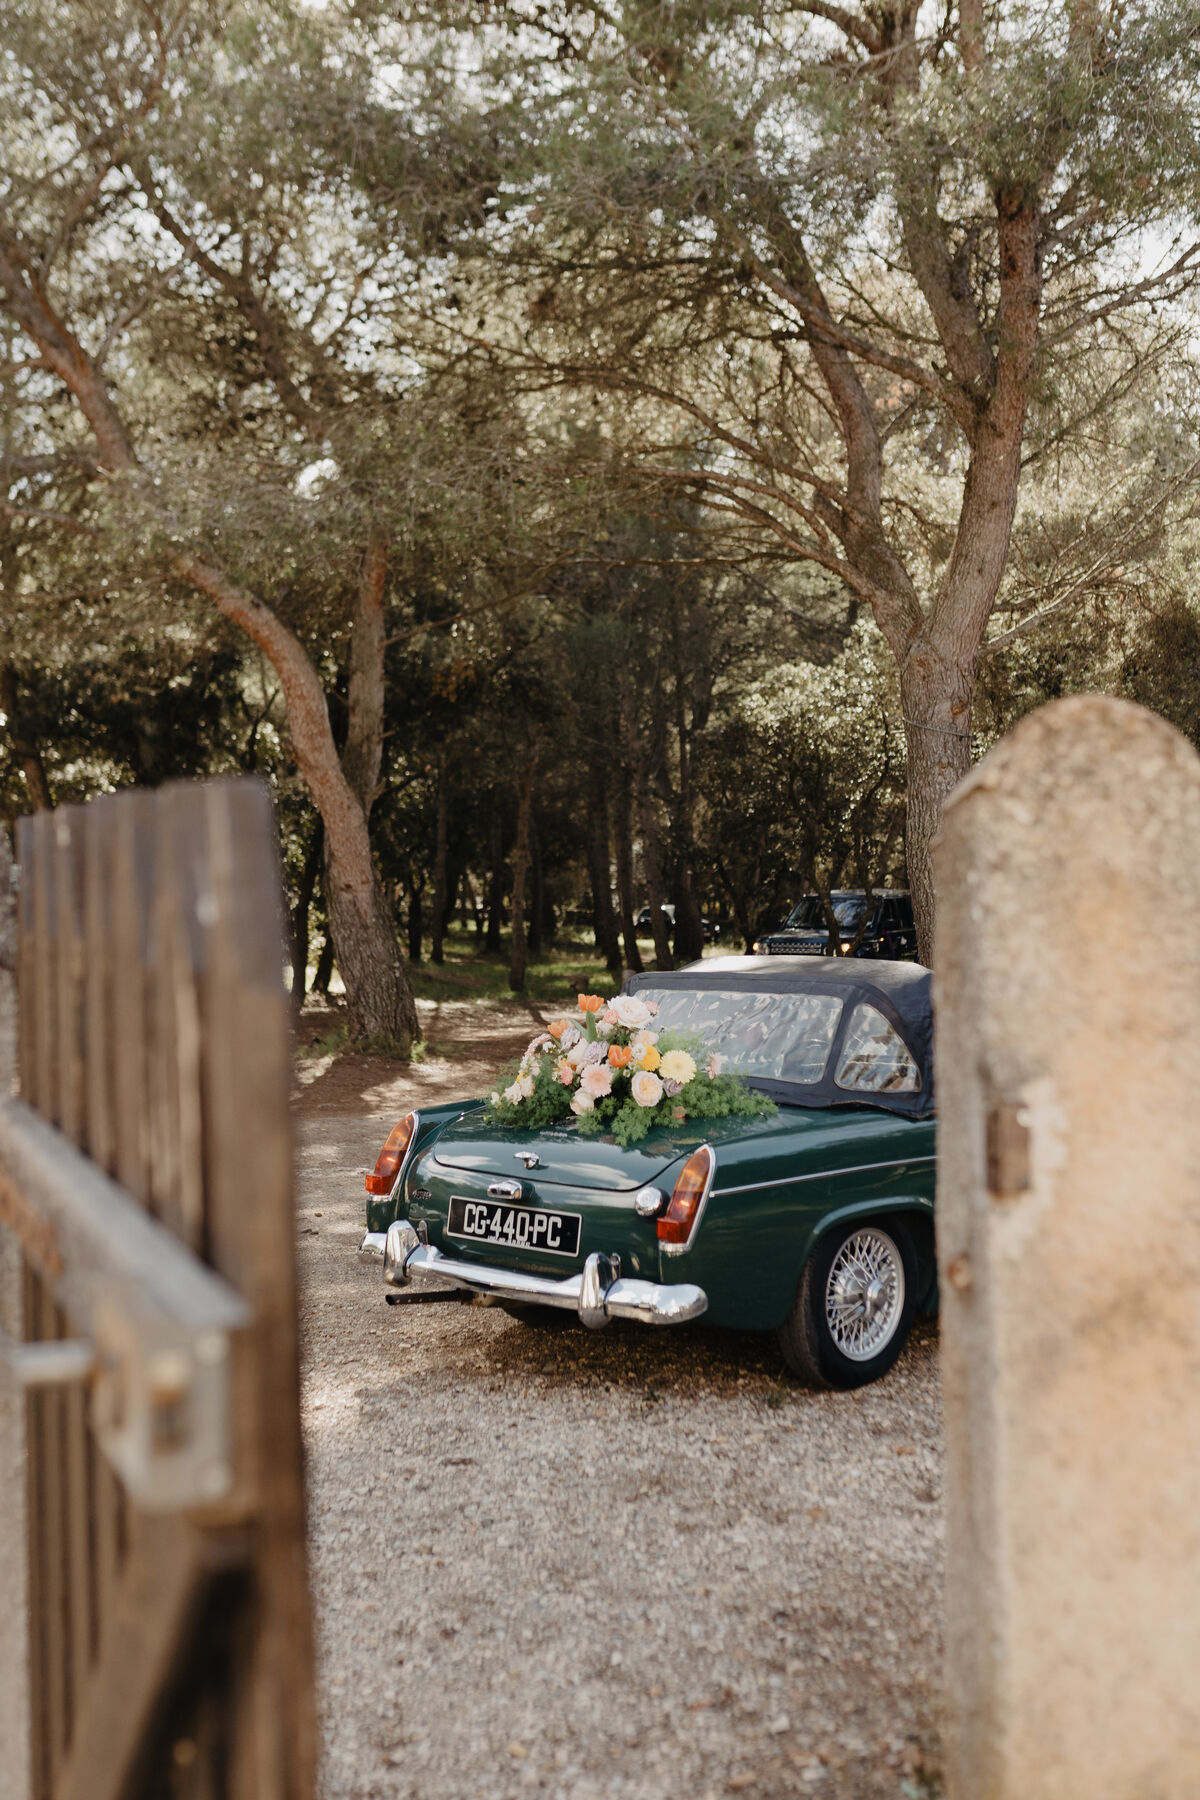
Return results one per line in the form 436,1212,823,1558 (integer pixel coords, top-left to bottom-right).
431,756,449,965
508,752,538,992
613,773,643,974
406,883,423,964
586,779,623,974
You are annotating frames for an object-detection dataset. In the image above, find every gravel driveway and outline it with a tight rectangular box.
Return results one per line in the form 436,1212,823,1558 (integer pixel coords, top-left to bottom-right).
295,1000,945,1800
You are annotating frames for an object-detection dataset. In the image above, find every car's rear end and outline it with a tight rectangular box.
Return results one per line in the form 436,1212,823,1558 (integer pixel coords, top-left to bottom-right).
360,1107,722,1329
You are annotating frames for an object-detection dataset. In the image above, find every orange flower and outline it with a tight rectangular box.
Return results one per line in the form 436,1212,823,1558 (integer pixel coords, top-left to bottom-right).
577,993,606,1013
547,1018,570,1039
607,1043,632,1068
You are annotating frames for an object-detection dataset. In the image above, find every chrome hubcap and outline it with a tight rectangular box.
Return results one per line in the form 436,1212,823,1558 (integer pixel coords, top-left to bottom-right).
825,1228,904,1361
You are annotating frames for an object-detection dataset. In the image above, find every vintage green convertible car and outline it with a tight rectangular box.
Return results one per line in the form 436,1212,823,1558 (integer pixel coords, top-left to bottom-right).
359,958,936,1388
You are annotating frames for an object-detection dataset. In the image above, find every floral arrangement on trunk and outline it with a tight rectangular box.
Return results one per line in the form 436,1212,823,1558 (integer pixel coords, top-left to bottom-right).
485,992,775,1147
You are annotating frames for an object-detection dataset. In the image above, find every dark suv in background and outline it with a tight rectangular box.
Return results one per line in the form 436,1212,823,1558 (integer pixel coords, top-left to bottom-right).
752,889,917,960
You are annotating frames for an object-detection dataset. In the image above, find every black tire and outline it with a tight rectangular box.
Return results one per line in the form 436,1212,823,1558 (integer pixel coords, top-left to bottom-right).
777,1218,918,1390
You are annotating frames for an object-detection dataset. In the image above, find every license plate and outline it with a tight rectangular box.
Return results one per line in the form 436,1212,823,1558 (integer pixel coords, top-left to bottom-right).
446,1195,582,1259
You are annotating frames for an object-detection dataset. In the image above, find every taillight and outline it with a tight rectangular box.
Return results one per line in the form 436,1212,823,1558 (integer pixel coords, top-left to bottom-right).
365,1113,419,1195
658,1145,714,1252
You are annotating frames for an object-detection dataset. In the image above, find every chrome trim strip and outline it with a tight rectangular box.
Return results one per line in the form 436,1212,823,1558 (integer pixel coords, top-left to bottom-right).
713,1153,937,1199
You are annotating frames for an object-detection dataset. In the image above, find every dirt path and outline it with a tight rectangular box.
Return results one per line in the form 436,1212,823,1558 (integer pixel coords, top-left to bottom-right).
295,1000,944,1800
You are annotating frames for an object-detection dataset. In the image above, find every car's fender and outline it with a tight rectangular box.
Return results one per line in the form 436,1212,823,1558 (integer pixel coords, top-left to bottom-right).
364,1099,484,1235
667,1155,936,1332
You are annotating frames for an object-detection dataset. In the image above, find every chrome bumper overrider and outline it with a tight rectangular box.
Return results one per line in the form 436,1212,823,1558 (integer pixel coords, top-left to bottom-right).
359,1222,707,1330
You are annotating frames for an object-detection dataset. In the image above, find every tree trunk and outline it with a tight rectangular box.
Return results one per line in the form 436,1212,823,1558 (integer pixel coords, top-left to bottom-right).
0,663,52,812
486,806,504,953
621,685,673,971
406,882,423,964
586,778,623,974
313,929,334,996
613,773,643,974
668,610,705,964
341,528,387,820
898,646,975,967
289,816,323,1005
508,751,538,991
431,756,449,965
527,811,544,956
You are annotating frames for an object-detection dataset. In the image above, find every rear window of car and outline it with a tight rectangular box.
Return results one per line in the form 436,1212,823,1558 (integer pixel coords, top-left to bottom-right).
636,988,844,1084
834,1003,921,1093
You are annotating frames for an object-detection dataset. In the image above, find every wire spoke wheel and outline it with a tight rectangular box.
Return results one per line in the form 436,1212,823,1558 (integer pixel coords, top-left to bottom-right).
824,1227,905,1362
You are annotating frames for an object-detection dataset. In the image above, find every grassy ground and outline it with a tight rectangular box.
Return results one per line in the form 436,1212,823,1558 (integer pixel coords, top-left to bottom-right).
405,924,616,1008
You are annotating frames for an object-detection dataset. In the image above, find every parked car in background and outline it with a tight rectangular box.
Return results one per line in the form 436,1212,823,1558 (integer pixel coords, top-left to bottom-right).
753,890,915,959
360,957,936,1390
636,903,720,943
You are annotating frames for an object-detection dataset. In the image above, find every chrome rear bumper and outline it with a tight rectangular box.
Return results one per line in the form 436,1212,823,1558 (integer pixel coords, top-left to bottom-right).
359,1222,707,1330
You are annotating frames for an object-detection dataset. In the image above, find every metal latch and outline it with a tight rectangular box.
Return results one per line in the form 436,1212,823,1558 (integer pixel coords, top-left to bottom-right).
0,1099,250,1513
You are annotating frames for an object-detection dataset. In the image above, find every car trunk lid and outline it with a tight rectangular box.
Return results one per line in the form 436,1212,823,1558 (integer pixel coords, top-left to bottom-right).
427,1107,815,1193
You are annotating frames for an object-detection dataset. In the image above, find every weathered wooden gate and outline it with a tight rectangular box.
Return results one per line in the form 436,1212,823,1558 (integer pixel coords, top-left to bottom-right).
0,780,314,1800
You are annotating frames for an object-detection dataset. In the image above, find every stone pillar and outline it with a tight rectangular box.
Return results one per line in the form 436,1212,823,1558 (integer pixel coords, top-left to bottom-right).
0,823,28,1800
934,696,1200,1800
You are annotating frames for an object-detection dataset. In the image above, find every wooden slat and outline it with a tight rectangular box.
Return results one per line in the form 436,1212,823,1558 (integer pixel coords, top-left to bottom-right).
82,797,117,1178
15,814,38,1107
23,1263,48,1800
32,816,58,1126
80,795,124,1676
52,1516,204,1800
53,810,95,1744
53,810,86,1151
110,791,155,1212
183,780,316,1800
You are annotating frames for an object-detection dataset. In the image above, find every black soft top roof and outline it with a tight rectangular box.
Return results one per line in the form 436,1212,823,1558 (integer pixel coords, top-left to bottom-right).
625,955,934,1119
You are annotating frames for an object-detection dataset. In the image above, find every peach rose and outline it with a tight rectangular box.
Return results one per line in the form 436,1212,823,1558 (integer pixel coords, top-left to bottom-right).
556,1061,575,1085
630,1070,664,1108
580,1063,613,1098
577,993,606,1013
607,1043,632,1068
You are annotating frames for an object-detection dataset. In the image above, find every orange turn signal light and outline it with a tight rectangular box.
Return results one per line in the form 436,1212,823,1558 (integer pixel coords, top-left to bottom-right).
365,1113,418,1195
657,1145,714,1249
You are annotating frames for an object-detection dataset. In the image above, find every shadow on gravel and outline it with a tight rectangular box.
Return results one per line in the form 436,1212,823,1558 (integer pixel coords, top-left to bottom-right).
407,1298,940,1404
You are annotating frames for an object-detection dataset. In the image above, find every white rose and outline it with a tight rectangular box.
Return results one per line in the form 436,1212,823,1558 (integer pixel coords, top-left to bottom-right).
630,1069,664,1108
503,1082,523,1105
610,995,651,1030
517,1072,536,1099
570,1090,595,1115
566,1039,591,1069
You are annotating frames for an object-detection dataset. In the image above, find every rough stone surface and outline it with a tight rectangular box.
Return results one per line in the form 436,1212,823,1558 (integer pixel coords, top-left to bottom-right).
295,1000,945,1799
934,696,1200,1800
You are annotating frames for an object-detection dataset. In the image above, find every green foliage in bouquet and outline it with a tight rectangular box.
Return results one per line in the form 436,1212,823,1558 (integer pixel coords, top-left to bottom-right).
484,991,774,1145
